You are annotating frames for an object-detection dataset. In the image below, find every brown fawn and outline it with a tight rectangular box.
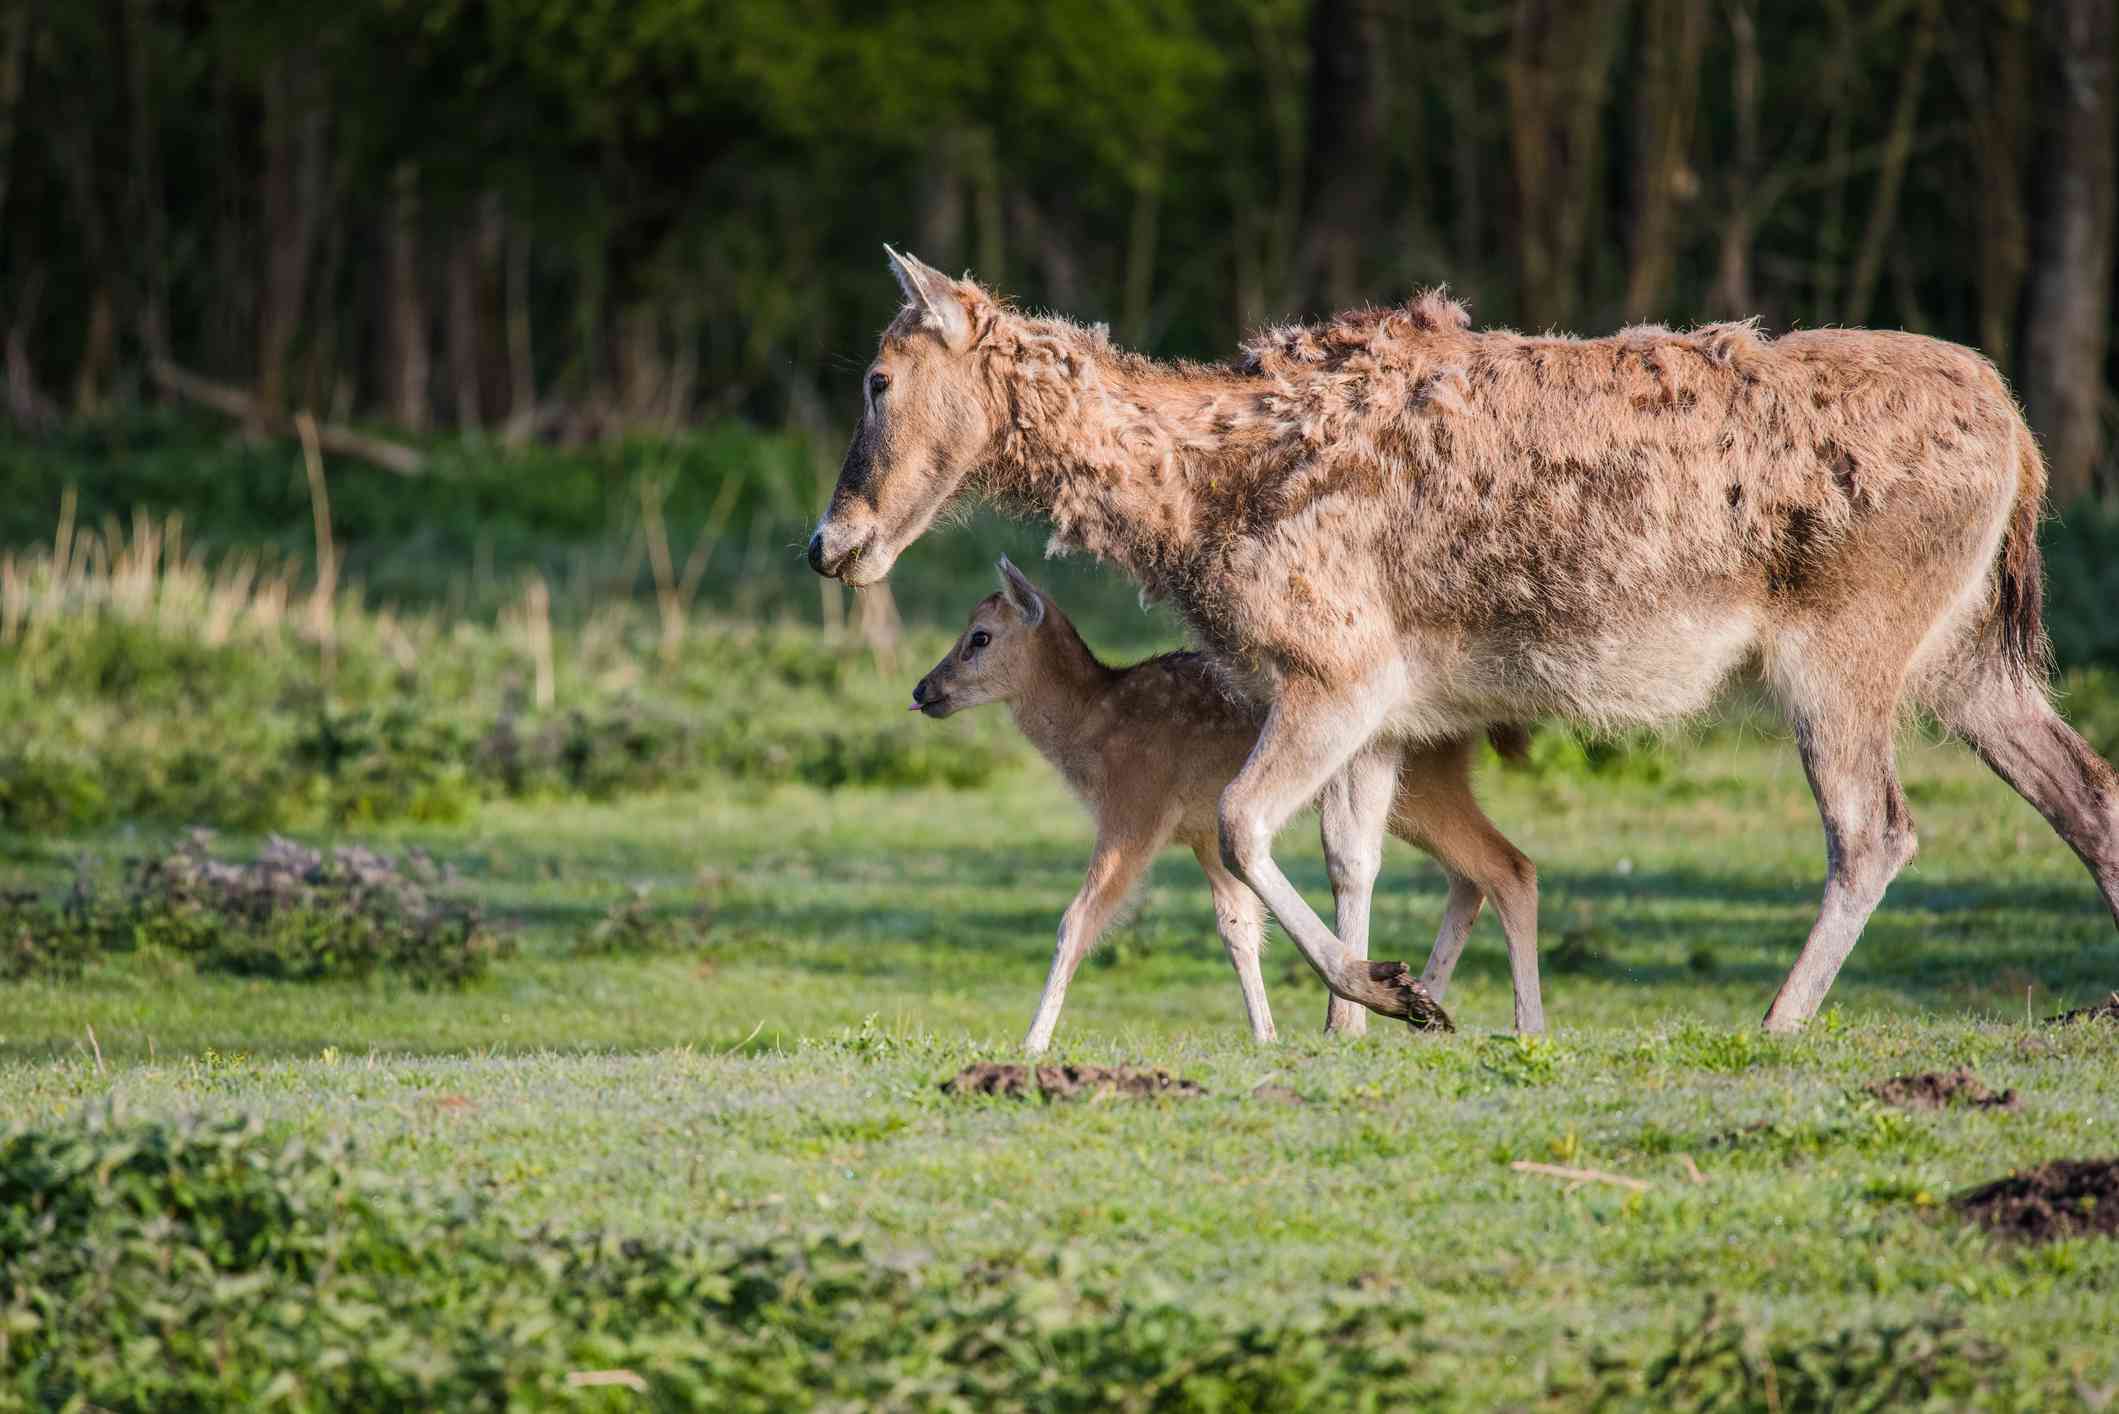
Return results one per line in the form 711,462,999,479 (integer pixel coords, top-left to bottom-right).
912,558,1540,1054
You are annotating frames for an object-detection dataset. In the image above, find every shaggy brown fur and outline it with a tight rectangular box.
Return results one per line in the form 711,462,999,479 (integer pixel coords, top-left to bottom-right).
813,250,2119,1033
913,560,1537,1052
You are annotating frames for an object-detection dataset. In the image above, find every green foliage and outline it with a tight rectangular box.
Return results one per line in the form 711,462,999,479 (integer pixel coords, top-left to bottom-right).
573,886,713,956
0,415,817,614
0,589,1013,834
0,886,104,982
0,1111,1451,1412
2058,667,2119,764
1515,725,1672,784
2,835,508,988
1482,1033,1564,1087
1585,1299,2023,1411
2043,507,2119,673
1669,1023,1784,1076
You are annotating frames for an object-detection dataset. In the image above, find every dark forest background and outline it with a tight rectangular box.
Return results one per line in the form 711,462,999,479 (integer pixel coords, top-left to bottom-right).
1,0,2114,535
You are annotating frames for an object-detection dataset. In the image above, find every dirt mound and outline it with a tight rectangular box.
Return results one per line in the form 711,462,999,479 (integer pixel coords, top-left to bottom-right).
1250,1083,1306,1106
942,1064,1205,1101
2045,991,2119,1027
1863,1067,2019,1112
1955,1159,2119,1242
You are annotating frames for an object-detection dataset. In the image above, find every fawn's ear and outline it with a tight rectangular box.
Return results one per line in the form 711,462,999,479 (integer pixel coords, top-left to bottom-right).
995,555,1045,627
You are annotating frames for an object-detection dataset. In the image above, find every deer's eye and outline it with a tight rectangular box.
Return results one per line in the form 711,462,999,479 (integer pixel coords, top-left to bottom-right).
867,371,891,400
968,630,991,652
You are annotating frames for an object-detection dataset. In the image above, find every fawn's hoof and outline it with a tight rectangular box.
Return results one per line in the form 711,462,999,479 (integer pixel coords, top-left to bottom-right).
1367,960,1455,1033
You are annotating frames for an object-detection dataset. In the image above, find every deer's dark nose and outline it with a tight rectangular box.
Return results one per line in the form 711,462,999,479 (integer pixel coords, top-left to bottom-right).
806,531,829,574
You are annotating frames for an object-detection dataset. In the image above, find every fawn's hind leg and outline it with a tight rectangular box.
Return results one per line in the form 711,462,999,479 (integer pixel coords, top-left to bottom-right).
1023,822,1162,1055
1390,739,1546,1034
1196,844,1276,1043
1318,745,1402,1038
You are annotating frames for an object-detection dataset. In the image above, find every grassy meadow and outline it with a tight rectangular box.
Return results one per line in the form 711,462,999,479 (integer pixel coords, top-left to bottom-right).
4,419,2119,1409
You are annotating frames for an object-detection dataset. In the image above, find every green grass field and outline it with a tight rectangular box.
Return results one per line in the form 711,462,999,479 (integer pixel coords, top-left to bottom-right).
7,719,2118,1406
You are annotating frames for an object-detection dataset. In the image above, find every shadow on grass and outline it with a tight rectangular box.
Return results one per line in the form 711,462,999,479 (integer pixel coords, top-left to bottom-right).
701,848,2119,1013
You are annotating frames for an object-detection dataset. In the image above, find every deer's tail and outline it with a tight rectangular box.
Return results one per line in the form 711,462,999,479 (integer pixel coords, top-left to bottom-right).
1995,421,2052,685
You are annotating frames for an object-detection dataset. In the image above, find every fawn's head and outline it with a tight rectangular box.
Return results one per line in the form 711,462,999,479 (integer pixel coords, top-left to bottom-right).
911,558,1049,718
808,248,1005,588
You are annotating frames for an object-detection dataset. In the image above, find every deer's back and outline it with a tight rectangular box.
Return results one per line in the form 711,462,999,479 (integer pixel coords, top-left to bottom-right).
1194,321,2024,727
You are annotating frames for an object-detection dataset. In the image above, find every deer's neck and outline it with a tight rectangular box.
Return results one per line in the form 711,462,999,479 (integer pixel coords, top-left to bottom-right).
981,350,1255,599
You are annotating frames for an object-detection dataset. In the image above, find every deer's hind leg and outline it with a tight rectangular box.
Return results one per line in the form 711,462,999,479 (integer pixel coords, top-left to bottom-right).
1023,817,1168,1055
1761,662,1919,1033
1194,843,1277,1043
1389,739,1546,1034
1927,653,2119,927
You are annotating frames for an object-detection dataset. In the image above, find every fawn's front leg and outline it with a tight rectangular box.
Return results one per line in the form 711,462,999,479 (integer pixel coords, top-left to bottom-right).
1023,827,1157,1055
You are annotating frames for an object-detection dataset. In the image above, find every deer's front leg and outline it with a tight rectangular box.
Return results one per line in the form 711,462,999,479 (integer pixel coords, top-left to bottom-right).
1217,672,1451,1031
1023,830,1156,1055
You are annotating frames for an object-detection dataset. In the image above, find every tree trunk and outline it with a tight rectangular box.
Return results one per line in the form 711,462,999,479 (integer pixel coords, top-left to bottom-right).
1440,7,1486,286
444,206,486,430
2019,0,2114,503
971,129,1004,286
662,294,699,429
382,162,429,432
1711,0,1761,318
1623,0,1706,320
255,52,326,432
1843,0,1940,327
916,128,968,271
124,0,167,362
1808,0,1859,324
1507,0,1629,328
5,265,54,429
206,59,248,378
1947,1,2030,372
305,198,347,414
1297,0,1387,312
616,300,662,427
72,287,115,415
1120,140,1164,346
0,0,29,254
503,217,536,445
474,191,506,421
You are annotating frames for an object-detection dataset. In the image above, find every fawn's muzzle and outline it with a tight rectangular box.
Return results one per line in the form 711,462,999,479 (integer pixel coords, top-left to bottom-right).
910,676,950,717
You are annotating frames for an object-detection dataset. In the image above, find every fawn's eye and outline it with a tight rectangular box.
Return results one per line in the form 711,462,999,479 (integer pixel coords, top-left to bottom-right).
968,630,991,652
867,371,890,400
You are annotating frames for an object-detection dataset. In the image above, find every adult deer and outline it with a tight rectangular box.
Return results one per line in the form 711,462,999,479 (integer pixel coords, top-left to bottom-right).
810,249,2118,1033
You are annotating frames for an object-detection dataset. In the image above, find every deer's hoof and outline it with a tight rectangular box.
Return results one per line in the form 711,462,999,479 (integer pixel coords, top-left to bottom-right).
1367,961,1454,1033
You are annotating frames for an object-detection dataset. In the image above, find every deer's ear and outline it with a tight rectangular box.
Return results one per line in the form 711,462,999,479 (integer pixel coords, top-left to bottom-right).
995,555,1045,627
885,245,972,349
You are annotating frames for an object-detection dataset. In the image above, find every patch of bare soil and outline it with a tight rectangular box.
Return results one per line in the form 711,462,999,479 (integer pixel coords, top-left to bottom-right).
942,1063,1205,1101
2046,991,2119,1027
1955,1159,2119,1242
1249,1083,1306,1106
1863,1067,2019,1112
